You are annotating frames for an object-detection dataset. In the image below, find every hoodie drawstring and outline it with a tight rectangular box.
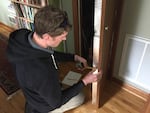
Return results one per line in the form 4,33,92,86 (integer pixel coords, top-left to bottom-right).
51,54,58,69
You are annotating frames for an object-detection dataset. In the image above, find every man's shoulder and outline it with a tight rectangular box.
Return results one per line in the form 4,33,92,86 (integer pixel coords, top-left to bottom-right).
9,28,32,39
13,28,31,34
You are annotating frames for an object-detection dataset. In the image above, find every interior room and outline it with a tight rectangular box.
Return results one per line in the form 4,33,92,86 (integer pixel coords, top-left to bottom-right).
0,0,150,113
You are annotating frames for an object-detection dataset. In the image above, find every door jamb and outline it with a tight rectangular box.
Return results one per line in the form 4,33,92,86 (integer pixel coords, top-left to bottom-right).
72,0,80,55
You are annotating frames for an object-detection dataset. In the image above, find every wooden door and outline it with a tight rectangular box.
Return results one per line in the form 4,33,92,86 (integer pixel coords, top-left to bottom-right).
72,0,123,107
92,0,123,107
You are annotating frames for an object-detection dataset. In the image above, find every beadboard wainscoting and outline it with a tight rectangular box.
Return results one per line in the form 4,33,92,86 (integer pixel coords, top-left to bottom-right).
116,34,150,93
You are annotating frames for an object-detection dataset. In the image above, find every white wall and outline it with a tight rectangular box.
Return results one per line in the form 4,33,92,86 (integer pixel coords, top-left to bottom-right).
61,0,75,53
113,0,150,92
120,0,150,39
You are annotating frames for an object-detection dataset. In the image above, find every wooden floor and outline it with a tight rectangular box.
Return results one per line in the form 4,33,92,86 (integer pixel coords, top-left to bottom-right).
0,81,146,113
0,22,15,38
0,22,147,113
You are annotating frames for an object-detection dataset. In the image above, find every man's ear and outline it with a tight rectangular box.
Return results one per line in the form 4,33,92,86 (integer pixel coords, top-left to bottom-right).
42,33,52,41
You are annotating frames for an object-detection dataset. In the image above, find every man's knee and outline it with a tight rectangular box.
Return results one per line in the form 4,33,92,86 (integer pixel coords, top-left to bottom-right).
49,92,85,113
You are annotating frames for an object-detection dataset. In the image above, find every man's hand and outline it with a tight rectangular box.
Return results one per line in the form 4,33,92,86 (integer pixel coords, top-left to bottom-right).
74,55,88,68
82,69,102,86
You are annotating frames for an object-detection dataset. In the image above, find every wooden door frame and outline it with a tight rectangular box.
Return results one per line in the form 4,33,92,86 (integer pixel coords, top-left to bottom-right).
72,0,109,107
72,0,80,55
91,0,107,107
72,0,121,107
72,0,125,107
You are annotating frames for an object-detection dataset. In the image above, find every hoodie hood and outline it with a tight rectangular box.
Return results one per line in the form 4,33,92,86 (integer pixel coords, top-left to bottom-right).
7,29,53,63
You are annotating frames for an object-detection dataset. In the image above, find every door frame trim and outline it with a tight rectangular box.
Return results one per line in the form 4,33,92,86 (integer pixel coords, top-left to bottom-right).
72,0,80,55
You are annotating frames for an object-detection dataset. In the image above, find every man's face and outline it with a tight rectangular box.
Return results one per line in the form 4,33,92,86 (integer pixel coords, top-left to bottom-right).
47,31,68,47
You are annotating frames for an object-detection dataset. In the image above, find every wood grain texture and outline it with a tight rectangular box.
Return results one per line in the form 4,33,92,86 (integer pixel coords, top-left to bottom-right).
0,22,15,38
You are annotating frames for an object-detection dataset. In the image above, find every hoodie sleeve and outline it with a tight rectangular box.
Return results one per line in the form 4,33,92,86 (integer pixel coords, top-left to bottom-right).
39,76,85,109
27,59,85,112
54,51,74,62
61,80,85,105
35,73,85,112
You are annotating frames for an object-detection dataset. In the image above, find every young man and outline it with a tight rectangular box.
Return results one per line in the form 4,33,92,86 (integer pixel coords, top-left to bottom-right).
7,6,101,113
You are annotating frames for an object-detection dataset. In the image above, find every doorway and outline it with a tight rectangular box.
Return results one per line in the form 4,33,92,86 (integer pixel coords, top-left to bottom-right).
79,0,95,66
72,0,124,107
72,0,95,66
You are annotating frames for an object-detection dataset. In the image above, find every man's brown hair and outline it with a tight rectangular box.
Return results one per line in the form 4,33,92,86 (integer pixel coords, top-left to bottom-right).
34,5,72,37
